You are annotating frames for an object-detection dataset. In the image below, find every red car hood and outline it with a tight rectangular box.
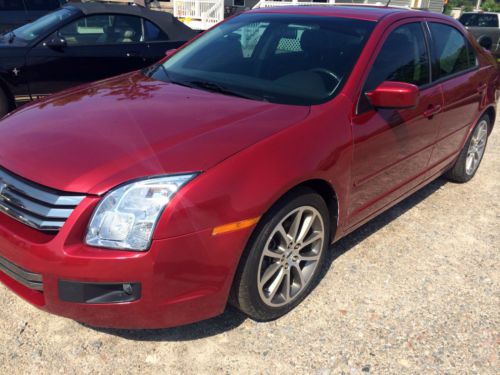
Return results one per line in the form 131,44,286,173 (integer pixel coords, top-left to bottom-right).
0,73,310,195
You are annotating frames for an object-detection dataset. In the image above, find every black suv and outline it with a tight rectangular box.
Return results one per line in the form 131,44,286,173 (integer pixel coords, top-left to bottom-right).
0,0,67,33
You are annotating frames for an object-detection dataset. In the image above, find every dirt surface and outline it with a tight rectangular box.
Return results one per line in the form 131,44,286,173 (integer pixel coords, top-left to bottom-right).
1,118,498,374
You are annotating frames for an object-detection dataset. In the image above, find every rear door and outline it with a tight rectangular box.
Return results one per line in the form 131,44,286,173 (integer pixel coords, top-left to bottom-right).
426,21,484,166
348,21,443,227
0,1,27,33
25,13,148,96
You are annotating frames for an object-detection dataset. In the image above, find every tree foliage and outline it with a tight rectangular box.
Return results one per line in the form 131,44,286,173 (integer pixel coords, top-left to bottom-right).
444,0,500,14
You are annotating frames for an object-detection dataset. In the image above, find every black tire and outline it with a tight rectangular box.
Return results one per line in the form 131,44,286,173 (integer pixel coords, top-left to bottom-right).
231,187,331,321
0,88,8,118
445,115,490,183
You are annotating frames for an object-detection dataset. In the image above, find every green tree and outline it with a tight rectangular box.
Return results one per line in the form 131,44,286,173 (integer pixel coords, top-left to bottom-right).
481,0,500,12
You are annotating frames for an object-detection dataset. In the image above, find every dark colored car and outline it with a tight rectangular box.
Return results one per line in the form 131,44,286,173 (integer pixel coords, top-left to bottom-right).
0,2,197,116
0,0,68,33
459,12,500,58
0,6,497,329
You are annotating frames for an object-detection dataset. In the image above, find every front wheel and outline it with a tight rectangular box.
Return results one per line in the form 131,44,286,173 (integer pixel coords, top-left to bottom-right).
446,115,490,183
231,188,331,321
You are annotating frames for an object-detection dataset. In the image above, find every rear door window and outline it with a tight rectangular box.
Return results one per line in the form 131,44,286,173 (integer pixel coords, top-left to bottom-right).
428,22,476,80
144,20,168,42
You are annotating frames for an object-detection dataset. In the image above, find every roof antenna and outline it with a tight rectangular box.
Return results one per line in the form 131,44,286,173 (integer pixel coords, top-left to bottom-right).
385,0,392,6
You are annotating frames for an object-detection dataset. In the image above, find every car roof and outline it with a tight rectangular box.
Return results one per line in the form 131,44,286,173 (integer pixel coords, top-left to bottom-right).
64,3,198,40
249,5,446,22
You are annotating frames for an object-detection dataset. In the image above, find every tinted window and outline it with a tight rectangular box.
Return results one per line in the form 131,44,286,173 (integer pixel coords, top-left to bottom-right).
364,23,430,94
154,13,375,106
429,23,472,80
59,14,143,45
25,0,60,11
459,13,499,28
144,20,168,41
0,0,25,11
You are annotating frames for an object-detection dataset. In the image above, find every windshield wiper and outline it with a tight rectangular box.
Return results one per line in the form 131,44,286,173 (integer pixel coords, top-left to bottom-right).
152,66,267,102
185,80,265,101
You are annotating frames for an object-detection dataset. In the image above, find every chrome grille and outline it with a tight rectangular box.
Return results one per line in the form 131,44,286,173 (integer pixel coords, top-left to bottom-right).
0,167,85,232
0,255,43,291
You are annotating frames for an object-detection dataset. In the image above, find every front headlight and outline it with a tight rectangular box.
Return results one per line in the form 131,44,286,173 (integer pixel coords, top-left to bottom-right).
85,174,197,251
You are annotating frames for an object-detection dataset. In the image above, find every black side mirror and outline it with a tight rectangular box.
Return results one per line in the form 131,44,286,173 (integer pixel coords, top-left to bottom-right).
44,36,67,51
478,35,492,51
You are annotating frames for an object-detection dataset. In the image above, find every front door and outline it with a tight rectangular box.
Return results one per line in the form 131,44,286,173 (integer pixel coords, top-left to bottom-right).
348,21,443,228
25,13,148,97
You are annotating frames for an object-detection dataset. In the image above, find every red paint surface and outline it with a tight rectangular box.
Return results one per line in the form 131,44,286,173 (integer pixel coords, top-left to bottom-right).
0,6,498,328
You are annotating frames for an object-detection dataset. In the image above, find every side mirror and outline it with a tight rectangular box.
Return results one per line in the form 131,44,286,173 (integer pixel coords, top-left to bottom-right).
165,48,177,58
366,81,419,109
44,36,67,51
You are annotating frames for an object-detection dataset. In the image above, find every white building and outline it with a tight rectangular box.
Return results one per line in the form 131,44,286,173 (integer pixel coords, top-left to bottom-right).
173,0,446,30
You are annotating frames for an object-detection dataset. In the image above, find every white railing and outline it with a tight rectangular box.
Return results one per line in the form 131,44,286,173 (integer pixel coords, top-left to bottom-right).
255,0,337,7
173,0,224,30
253,0,443,11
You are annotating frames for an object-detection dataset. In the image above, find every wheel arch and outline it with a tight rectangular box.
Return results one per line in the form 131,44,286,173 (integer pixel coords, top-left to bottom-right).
483,105,496,134
258,178,340,243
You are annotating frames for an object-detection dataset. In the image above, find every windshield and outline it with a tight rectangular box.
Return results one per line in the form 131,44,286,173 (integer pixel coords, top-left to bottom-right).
459,13,499,28
11,7,76,42
150,13,375,106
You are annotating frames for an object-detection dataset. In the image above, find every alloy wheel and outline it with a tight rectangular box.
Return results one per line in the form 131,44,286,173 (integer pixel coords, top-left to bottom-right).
466,120,488,175
257,206,325,307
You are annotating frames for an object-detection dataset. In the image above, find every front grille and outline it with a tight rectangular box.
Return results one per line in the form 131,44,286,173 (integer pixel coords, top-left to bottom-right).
0,167,85,232
0,255,43,291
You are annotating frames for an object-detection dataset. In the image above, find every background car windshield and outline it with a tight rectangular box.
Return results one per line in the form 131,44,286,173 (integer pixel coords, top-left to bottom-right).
153,14,375,105
13,7,76,42
459,13,499,28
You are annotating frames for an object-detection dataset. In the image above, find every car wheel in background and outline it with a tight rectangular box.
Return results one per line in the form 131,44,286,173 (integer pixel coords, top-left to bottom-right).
446,115,490,183
231,188,331,321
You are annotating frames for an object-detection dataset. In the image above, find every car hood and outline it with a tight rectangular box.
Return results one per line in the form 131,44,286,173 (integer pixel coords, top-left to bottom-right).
0,72,310,195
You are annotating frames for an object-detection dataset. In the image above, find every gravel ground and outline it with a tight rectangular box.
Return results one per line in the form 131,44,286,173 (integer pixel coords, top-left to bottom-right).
0,118,498,375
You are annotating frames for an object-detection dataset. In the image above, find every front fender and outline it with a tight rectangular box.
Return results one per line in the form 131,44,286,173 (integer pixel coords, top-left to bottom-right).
155,95,355,242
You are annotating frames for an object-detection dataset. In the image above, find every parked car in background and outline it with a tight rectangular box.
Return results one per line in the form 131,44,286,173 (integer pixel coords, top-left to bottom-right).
459,12,500,58
0,0,68,33
0,2,197,116
0,5,497,329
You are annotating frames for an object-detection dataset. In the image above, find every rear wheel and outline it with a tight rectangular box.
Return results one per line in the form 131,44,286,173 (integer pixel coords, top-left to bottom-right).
446,115,490,183
231,188,331,321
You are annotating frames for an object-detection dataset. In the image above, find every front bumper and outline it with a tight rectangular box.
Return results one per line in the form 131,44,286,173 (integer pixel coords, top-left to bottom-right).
0,197,252,329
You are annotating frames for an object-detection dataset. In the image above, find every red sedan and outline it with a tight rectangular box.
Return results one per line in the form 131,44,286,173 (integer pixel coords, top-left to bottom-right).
0,5,497,328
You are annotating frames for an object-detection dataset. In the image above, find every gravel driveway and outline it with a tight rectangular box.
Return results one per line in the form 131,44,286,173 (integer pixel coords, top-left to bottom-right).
1,116,498,375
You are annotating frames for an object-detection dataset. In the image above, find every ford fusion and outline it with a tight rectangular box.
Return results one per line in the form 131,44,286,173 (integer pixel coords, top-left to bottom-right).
0,6,497,328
